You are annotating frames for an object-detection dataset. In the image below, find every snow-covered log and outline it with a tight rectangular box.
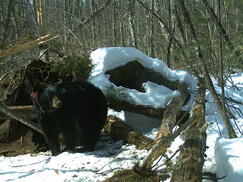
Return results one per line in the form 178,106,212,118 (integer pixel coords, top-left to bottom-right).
88,47,197,120
144,82,189,168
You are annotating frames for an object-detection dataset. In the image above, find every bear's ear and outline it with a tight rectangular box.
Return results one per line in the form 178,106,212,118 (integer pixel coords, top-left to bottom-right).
32,83,43,93
30,91,38,99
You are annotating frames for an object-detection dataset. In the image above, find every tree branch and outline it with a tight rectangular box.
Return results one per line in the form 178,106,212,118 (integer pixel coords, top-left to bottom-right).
0,103,42,134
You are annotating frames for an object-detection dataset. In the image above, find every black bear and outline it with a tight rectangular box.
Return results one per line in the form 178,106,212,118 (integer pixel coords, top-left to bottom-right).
31,81,108,156
32,130,49,151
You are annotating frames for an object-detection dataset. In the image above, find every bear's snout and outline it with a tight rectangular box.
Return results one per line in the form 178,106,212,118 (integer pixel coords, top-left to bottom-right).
52,96,62,108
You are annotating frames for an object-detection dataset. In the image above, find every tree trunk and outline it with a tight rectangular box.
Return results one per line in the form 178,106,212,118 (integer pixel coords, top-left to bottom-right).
0,0,14,50
156,83,188,141
178,0,237,138
128,0,137,48
201,0,242,66
149,0,155,58
171,85,207,182
36,0,49,62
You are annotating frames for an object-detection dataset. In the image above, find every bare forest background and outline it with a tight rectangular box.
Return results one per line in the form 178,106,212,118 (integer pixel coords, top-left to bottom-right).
0,0,242,138
1,0,242,71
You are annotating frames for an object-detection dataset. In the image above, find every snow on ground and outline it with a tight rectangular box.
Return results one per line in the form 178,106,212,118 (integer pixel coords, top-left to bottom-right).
214,138,243,182
0,47,242,182
203,72,243,182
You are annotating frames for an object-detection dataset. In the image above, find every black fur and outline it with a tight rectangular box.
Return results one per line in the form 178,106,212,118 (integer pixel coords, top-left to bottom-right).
32,81,107,156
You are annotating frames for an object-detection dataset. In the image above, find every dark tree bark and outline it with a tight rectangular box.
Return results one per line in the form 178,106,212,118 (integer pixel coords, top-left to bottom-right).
171,85,207,182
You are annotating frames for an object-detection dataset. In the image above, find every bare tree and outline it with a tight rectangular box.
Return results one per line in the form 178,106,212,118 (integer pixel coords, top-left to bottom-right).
178,0,237,138
0,0,14,50
128,0,137,48
201,0,242,66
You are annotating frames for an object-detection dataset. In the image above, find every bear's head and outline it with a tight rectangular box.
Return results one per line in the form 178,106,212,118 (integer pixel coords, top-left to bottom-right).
31,84,63,113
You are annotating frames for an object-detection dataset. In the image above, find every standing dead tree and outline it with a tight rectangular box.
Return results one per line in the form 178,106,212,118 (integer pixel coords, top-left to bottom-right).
0,34,57,59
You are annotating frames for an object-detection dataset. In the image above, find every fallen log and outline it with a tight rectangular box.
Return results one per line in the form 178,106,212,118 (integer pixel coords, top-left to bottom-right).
0,103,42,134
0,105,37,120
104,116,154,150
105,61,190,121
144,82,189,167
108,99,188,121
1,105,154,150
171,85,207,182
138,112,197,171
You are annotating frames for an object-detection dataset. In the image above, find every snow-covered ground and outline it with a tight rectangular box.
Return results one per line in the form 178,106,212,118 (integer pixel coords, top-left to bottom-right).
0,47,242,182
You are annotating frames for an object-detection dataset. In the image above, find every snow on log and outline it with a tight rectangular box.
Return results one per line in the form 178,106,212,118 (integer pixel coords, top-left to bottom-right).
88,47,197,120
145,82,189,167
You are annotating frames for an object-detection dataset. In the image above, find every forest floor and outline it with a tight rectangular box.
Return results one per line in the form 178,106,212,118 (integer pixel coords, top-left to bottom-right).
0,127,38,157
